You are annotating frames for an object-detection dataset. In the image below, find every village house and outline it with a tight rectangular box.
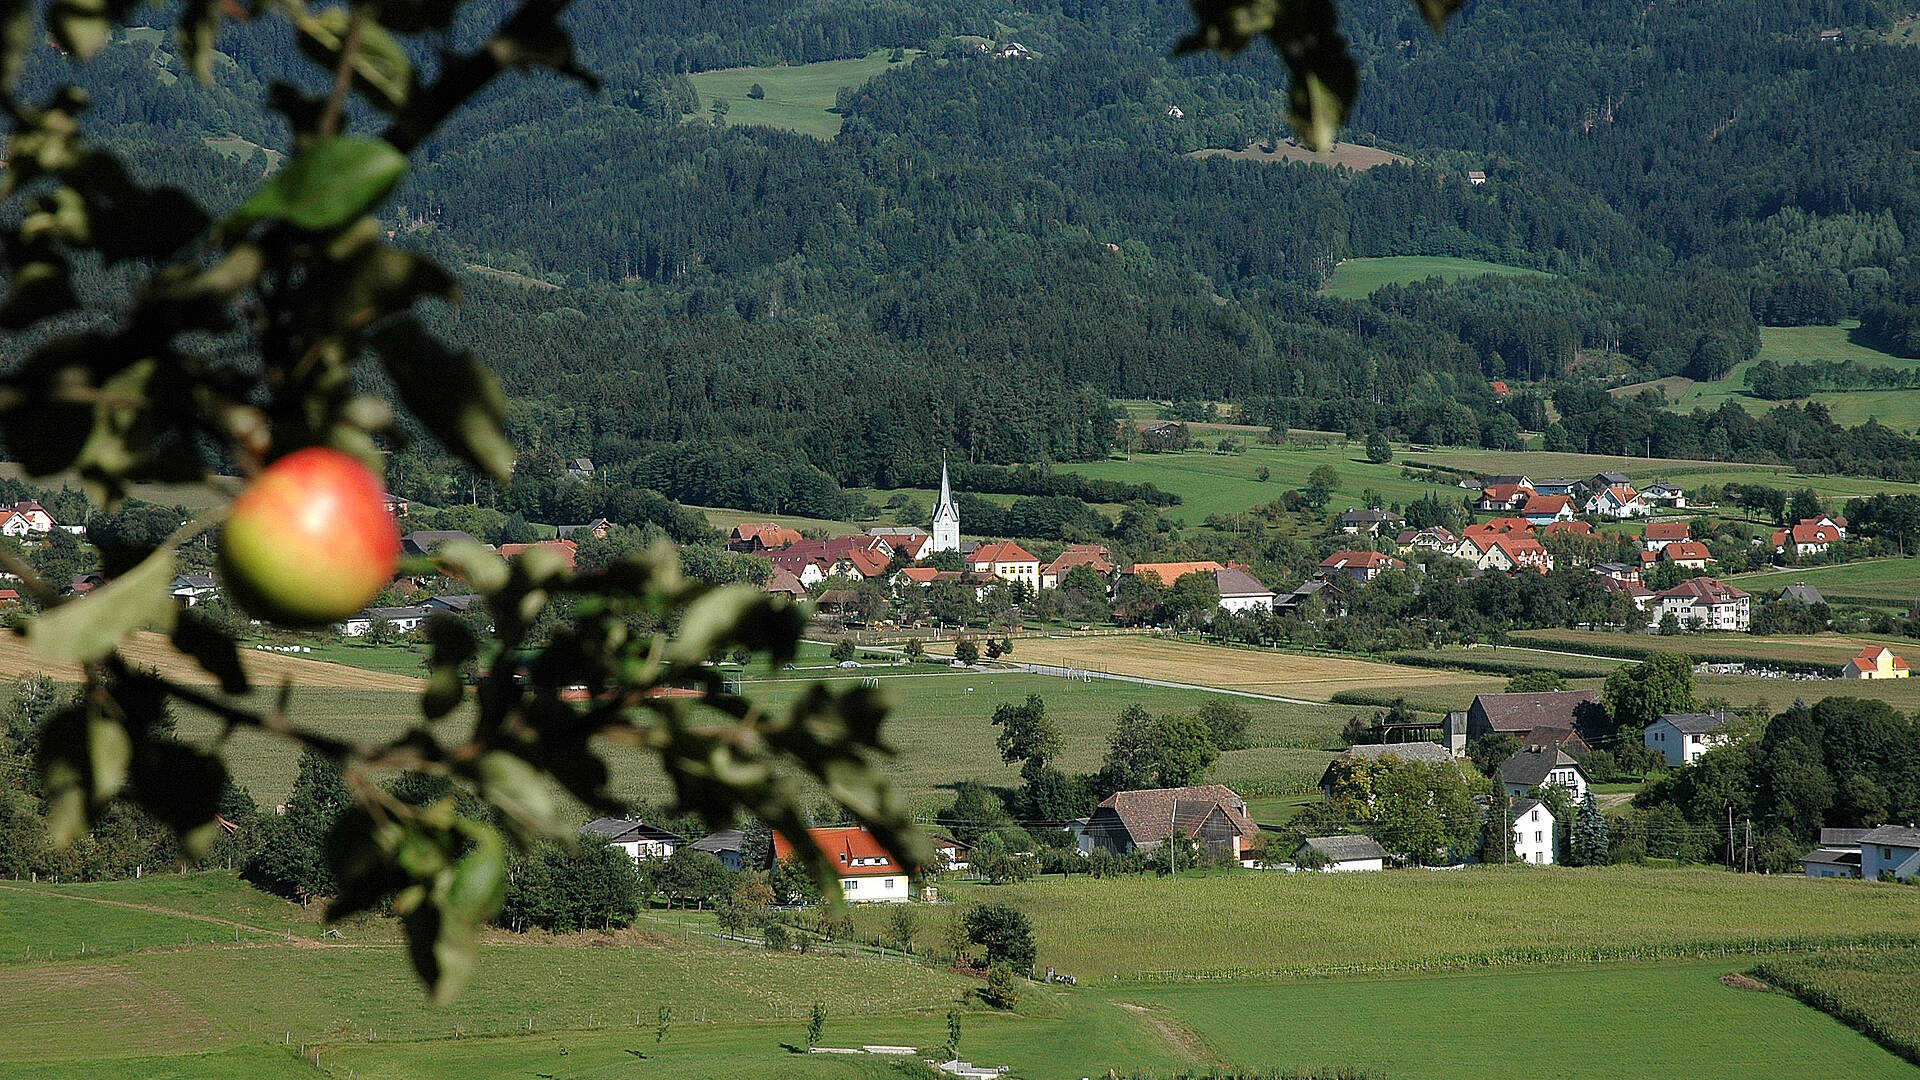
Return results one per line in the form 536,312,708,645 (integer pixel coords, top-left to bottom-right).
1213,566,1277,615
1040,544,1115,589
727,522,805,553
1843,646,1910,680
1531,478,1583,497
1860,826,1920,881
1130,560,1224,587
1771,518,1845,557
1802,827,1872,878
1466,170,1488,185
583,817,682,861
1078,785,1260,862
1477,483,1534,512
688,828,745,870
1777,582,1826,607
1337,508,1405,536
499,538,578,572
400,530,484,558
422,593,482,615
1592,562,1641,585
1659,540,1715,570
1543,520,1595,540
1465,690,1603,743
866,528,933,561
773,826,911,902
0,500,56,537
339,605,433,636
1649,577,1750,631
1318,550,1405,583
566,457,595,479
169,573,219,606
1584,484,1646,519
1640,481,1687,508
1295,834,1388,871
1645,710,1737,767
929,835,972,872
968,541,1041,591
1395,526,1459,557
1519,495,1576,526
1641,521,1690,552
764,566,809,601
1273,577,1340,616
1496,745,1590,800
382,491,411,518
1485,797,1556,865
554,517,613,541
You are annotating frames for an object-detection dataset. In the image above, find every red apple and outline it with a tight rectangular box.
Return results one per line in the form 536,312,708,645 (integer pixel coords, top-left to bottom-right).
218,447,401,626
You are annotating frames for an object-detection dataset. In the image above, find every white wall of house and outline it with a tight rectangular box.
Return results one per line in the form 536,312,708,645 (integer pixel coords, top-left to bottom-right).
613,838,675,861
1218,593,1274,615
1504,768,1587,801
1320,856,1384,872
839,873,910,901
1644,721,1729,767
1512,804,1556,865
1650,597,1749,631
1803,857,1857,879
1861,843,1920,882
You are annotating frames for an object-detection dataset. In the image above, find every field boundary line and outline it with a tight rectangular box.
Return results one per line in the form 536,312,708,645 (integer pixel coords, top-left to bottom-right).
1012,662,1336,706
0,883,319,945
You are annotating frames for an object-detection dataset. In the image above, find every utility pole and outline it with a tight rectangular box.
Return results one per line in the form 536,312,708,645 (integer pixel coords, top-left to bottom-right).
1744,818,1753,874
1728,804,1735,869
1169,803,1177,878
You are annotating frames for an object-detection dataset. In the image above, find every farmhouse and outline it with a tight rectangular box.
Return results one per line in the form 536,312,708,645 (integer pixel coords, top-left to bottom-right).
1649,577,1750,631
1318,550,1405,582
554,517,613,541
1078,784,1260,861
1213,566,1277,614
1274,577,1341,615
1641,481,1687,508
339,605,432,636
1777,582,1826,606
500,538,578,572
169,573,219,606
1477,483,1533,512
1860,826,1920,882
1645,711,1736,767
764,567,809,600
401,530,483,557
1040,544,1115,589
1842,647,1910,680
1466,690,1603,742
1770,519,1843,557
1130,560,1225,586
1337,508,1404,535
582,817,683,861
1519,495,1575,526
1296,834,1389,872
728,522,804,552
1801,830,1871,878
772,826,911,902
1496,746,1589,800
1395,526,1459,557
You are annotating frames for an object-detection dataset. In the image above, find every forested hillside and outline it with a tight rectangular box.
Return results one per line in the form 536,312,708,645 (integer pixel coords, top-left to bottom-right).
12,0,1920,515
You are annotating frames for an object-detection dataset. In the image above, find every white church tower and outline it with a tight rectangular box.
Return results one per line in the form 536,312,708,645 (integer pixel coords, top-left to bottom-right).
930,457,961,554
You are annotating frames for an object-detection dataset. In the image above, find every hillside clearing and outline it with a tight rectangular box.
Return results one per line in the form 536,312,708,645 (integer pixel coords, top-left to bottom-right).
1320,256,1553,300
1188,141,1411,170
687,51,917,139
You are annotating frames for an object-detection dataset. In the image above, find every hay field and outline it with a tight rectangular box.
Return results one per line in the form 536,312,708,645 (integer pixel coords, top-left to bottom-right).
1320,256,1552,300
686,51,916,139
1729,558,1920,605
1012,636,1507,710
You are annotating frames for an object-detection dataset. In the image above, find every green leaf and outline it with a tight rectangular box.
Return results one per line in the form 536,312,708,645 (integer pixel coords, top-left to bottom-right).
0,259,77,331
475,750,559,846
433,539,510,595
372,319,515,484
296,7,415,113
1179,0,1358,151
421,614,475,719
29,546,177,663
128,740,229,860
1409,0,1464,33
226,136,406,234
47,0,126,59
35,704,131,847
172,610,251,695
176,0,223,82
0,0,34,91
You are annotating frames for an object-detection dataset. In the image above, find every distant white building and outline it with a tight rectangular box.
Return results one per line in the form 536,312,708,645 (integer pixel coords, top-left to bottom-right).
581,817,682,861
1648,577,1750,631
1296,834,1388,872
1496,746,1589,800
930,459,961,554
1492,797,1556,865
1645,711,1736,767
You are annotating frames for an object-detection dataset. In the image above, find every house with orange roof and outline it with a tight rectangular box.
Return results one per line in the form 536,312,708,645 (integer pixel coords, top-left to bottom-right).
1659,540,1714,570
866,528,932,561
1317,550,1404,582
771,826,911,902
1130,560,1227,586
1543,520,1594,538
1465,533,1552,573
1519,495,1575,525
727,523,804,552
1771,519,1844,557
499,538,578,572
1477,483,1534,512
1649,578,1749,631
1584,484,1646,519
969,541,1040,591
1843,646,1910,680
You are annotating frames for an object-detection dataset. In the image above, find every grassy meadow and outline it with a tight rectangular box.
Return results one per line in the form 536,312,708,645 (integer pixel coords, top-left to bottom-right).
1057,440,1445,526
687,51,916,139
1319,256,1553,300
1642,323,1920,433
1756,947,1920,1065
1729,558,1920,605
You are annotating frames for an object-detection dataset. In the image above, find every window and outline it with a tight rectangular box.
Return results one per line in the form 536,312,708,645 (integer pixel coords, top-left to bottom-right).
1534,851,1543,863
1535,831,1543,842
1530,810,1539,822
1884,847,1895,860
885,878,895,889
844,879,858,891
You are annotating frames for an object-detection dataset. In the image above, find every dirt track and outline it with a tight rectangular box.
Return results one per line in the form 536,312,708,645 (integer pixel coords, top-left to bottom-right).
0,630,424,691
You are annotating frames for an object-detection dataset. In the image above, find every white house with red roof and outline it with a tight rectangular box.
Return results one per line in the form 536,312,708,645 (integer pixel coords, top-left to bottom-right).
1477,483,1534,512
969,541,1040,590
1642,521,1690,552
0,501,55,538
772,826,910,902
1659,540,1715,570
1584,484,1646,519
1395,526,1459,557
1771,519,1844,557
867,528,933,561
1318,550,1404,582
1843,647,1910,680
1519,495,1575,525
1040,544,1115,589
1649,578,1750,631
1131,560,1227,586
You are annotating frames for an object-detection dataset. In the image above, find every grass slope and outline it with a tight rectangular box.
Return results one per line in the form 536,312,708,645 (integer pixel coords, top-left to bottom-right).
1320,256,1552,300
1728,558,1920,605
1756,946,1920,1065
1657,324,1920,432
688,51,916,139
1137,961,1920,1080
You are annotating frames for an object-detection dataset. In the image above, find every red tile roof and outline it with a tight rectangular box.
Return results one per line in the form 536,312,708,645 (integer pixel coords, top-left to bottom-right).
1319,550,1402,571
1660,541,1714,563
1657,577,1747,604
499,539,578,572
1132,560,1227,584
771,826,906,877
971,541,1038,565
1644,522,1690,542
1544,520,1594,537
732,523,804,549
1043,544,1114,578
1522,495,1572,516
1849,647,1909,671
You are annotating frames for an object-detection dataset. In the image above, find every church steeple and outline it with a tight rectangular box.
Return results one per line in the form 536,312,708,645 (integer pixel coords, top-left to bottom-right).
930,455,961,553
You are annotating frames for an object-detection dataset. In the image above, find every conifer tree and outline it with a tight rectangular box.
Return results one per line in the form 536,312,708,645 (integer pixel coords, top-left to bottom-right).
1569,791,1611,867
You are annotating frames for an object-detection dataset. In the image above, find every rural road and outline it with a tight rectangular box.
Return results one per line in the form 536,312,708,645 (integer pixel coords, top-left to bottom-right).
1010,662,1337,706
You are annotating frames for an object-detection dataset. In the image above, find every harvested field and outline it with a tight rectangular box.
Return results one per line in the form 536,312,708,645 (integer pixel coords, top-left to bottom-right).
0,964,227,1062
0,629,424,690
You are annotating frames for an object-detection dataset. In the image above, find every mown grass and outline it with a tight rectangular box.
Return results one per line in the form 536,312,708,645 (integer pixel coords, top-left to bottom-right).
1319,256,1553,300
1728,558,1920,604
1135,960,1920,1080
1055,441,1448,525
0,874,325,956
1659,324,1920,432
686,51,916,139
945,866,1920,980
1505,627,1909,667
1755,946,1920,1066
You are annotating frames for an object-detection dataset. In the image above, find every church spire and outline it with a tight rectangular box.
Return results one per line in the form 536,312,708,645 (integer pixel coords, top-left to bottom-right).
931,453,960,553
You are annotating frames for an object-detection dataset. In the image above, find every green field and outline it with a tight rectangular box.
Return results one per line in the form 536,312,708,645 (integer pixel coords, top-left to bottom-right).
1729,558,1920,605
1056,441,1443,526
1134,961,1920,1080
1649,324,1920,432
1320,256,1553,300
945,866,1920,981
687,51,916,139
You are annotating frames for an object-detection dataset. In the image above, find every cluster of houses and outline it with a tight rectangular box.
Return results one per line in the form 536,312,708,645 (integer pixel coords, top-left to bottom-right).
335,528,599,634
1801,826,1920,881
1465,472,1686,520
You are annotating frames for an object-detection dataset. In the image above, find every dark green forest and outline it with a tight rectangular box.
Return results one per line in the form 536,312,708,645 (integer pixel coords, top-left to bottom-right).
13,0,1920,518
